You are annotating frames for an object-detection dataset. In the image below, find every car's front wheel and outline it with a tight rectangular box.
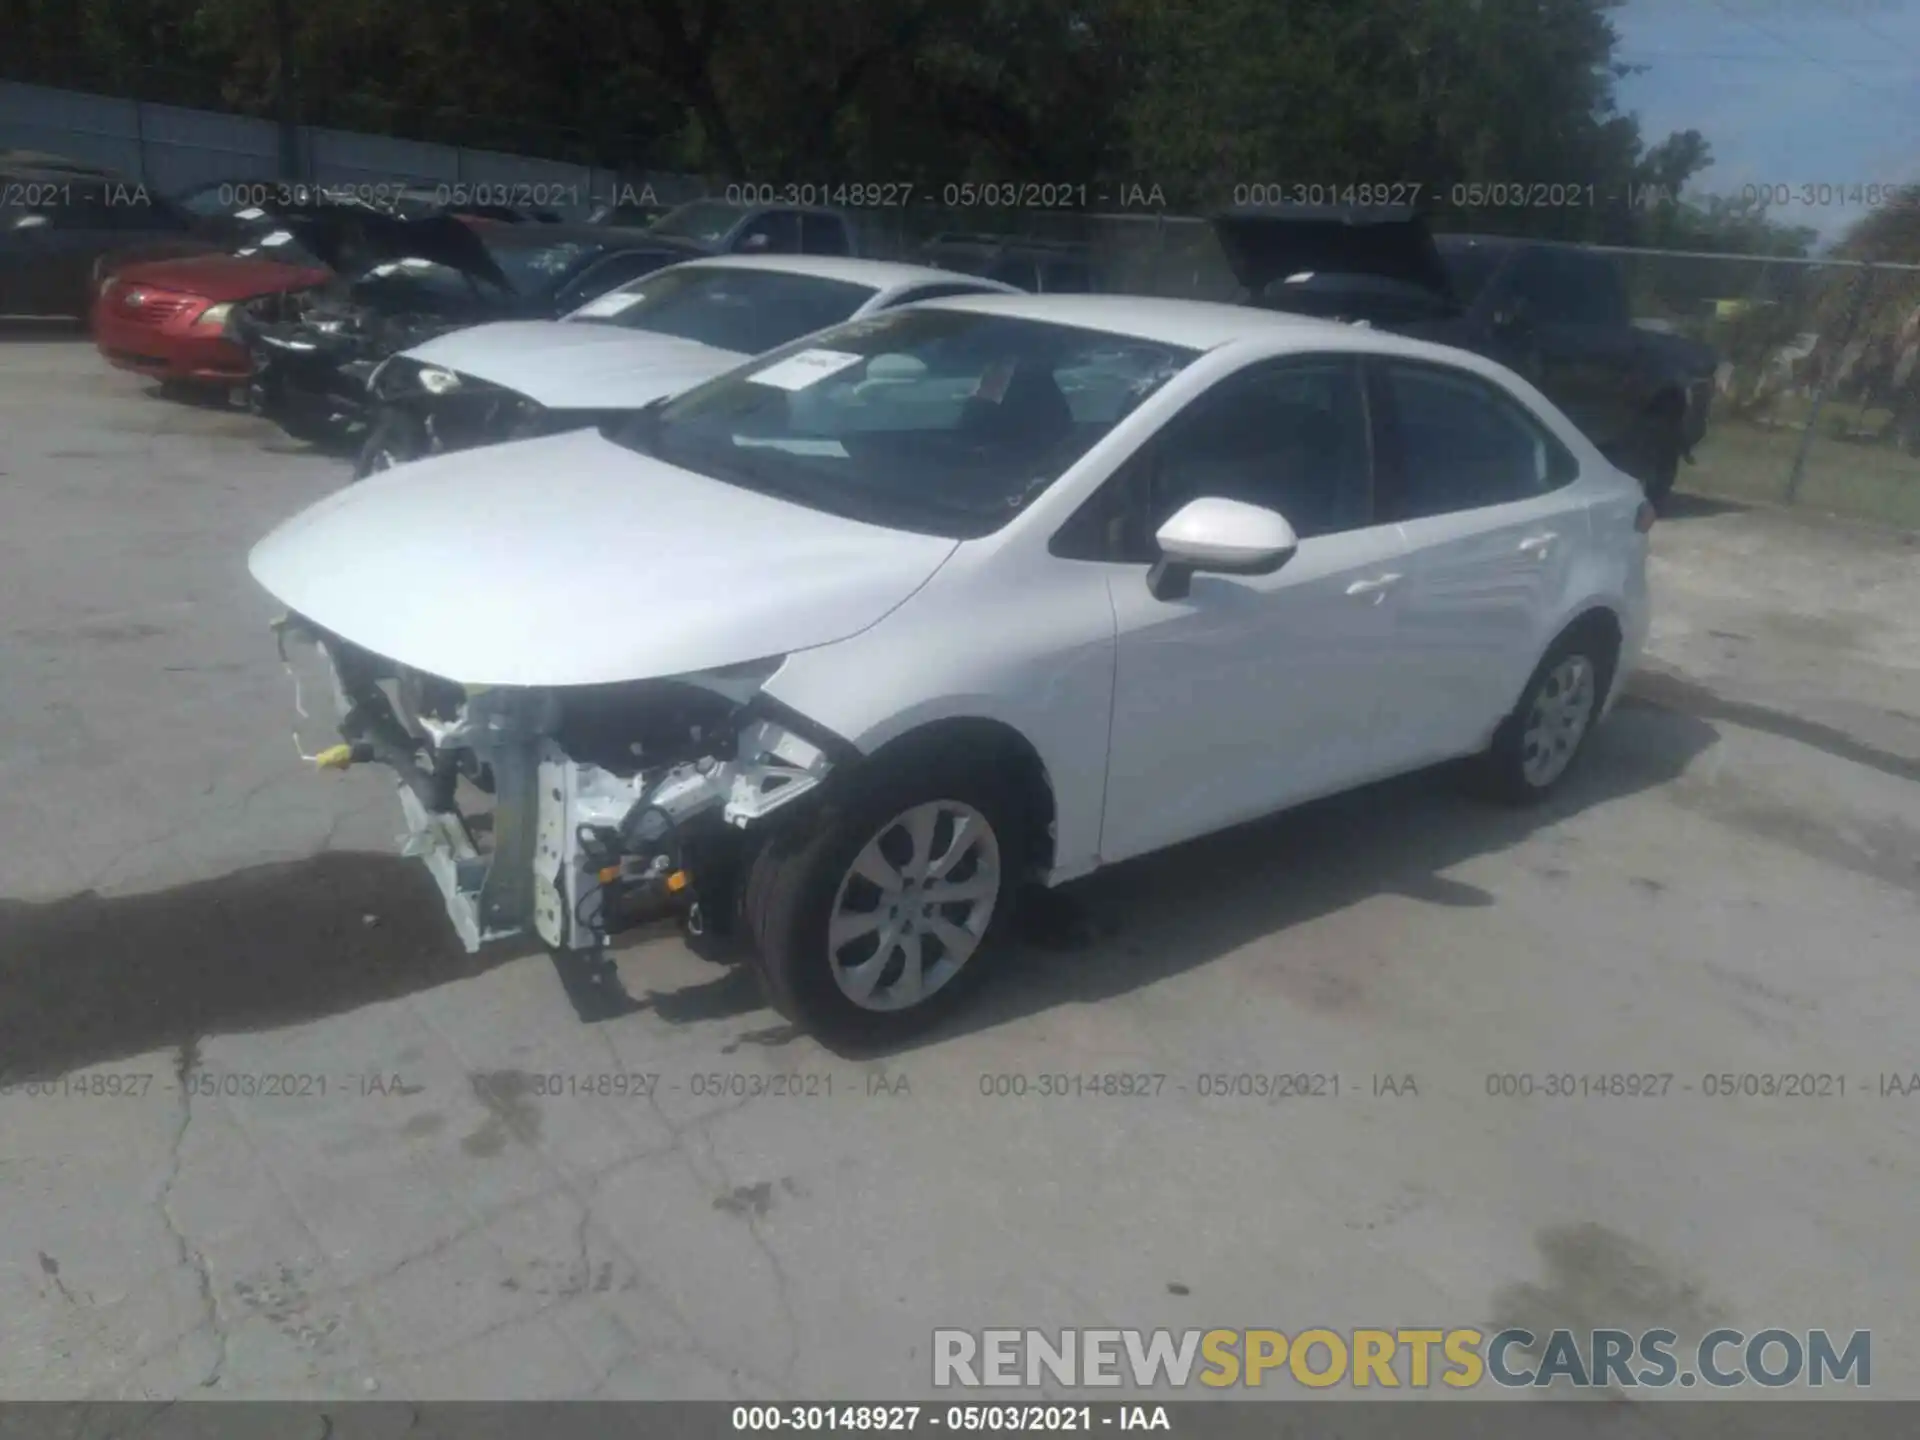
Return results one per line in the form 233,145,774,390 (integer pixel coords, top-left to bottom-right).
744,753,1028,1051
354,408,427,479
1479,625,1615,805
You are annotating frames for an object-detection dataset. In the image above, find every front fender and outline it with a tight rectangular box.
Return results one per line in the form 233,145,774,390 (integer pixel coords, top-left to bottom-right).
759,548,1118,884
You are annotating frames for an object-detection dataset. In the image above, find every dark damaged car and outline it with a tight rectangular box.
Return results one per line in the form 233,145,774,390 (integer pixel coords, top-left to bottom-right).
233,213,699,443
1214,205,1717,506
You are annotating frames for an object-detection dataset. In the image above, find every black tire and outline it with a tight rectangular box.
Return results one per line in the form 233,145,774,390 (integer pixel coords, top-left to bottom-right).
1477,623,1618,806
1627,411,1682,510
743,748,1030,1052
355,408,427,479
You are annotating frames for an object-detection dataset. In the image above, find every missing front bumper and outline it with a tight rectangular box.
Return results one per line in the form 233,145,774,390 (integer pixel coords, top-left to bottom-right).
274,619,834,955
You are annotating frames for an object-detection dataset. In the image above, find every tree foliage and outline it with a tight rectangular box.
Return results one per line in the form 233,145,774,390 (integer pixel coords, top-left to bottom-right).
0,0,1855,250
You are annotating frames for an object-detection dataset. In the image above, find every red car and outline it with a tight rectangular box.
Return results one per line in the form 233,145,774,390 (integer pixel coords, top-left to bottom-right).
91,251,330,391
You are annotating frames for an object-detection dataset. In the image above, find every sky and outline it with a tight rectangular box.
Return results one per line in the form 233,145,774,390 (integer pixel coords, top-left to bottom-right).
1611,0,1920,249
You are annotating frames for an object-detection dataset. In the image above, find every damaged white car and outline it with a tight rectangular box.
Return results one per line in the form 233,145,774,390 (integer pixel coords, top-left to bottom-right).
353,255,1019,478
250,294,1652,1047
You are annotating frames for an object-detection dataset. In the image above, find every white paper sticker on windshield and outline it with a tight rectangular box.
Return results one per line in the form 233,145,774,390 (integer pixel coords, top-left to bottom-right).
749,349,865,391
732,435,851,459
571,290,646,318
235,206,267,220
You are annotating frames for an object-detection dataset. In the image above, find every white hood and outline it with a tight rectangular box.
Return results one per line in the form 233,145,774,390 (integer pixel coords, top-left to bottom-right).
248,429,958,688
402,321,746,409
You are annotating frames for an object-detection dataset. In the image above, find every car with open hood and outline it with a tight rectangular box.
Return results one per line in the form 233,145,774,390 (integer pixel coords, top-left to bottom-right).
353,255,1023,476
232,216,701,443
1213,204,1717,506
250,292,1653,1049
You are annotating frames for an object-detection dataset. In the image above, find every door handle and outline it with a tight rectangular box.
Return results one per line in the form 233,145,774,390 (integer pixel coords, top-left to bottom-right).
1517,532,1558,556
1345,572,1403,602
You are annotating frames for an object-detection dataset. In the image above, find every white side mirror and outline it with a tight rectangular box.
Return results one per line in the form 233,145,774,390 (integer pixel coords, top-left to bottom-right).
1149,496,1298,600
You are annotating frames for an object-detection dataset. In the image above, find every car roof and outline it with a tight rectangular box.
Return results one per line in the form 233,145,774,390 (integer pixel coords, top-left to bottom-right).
474,220,701,251
664,253,1016,290
923,232,1091,256
913,292,1512,369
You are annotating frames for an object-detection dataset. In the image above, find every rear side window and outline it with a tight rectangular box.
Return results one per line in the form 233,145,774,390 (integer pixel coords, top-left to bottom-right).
1373,360,1578,520
1040,258,1093,293
801,213,851,255
1512,248,1623,327
988,255,1038,290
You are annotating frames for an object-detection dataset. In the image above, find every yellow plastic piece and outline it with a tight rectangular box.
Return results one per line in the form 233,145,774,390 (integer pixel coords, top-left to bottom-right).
313,744,355,771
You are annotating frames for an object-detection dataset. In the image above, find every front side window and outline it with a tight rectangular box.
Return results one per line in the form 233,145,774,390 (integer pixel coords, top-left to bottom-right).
609,308,1198,537
565,265,877,354
648,201,749,245
483,240,603,293
1375,361,1578,520
735,210,801,253
1054,357,1373,562
1436,240,1510,308
555,248,679,309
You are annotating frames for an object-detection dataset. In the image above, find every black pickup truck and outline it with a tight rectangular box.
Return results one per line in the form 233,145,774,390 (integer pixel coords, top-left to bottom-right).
1214,205,1716,506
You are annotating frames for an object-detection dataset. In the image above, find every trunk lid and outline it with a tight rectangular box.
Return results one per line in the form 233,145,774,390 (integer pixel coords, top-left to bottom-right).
248,427,959,688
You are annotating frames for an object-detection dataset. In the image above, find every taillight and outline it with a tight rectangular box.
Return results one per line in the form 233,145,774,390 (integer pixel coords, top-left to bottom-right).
1635,500,1657,533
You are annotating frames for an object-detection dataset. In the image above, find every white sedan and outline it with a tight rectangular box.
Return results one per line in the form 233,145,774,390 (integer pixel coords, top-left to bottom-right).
251,293,1653,1048
352,254,1020,476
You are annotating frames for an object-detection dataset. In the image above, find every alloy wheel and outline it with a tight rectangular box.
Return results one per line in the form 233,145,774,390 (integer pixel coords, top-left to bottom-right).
1520,654,1596,788
826,800,1002,1012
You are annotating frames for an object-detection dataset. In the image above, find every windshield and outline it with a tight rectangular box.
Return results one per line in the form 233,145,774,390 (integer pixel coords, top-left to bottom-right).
608,307,1198,538
1435,239,1508,306
648,201,749,245
483,238,603,293
566,265,877,354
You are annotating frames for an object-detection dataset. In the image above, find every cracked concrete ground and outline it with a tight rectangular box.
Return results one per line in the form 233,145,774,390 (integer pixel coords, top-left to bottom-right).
1,333,1918,1402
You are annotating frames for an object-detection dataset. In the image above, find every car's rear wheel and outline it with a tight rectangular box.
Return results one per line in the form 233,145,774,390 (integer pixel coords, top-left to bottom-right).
355,408,427,479
1479,626,1615,805
744,753,1027,1051
1626,409,1683,510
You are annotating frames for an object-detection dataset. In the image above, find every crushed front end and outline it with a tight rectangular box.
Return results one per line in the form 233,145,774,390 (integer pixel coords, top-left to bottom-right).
274,615,837,953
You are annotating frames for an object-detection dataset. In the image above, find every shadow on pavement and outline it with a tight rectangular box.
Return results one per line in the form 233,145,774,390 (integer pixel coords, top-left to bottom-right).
1662,488,1752,520
913,697,1722,1052
0,851,530,1084
0,702,1724,1076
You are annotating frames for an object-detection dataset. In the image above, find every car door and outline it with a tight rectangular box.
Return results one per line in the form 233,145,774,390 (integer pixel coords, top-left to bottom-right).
1077,355,1415,865
1507,248,1633,446
1368,356,1588,763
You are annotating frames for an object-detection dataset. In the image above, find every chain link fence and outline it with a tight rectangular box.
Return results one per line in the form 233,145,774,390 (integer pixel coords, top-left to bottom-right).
871,208,1920,529
8,74,1919,528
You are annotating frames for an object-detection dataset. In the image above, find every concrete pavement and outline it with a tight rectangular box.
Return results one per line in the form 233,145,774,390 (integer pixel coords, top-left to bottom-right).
1,334,1916,1402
